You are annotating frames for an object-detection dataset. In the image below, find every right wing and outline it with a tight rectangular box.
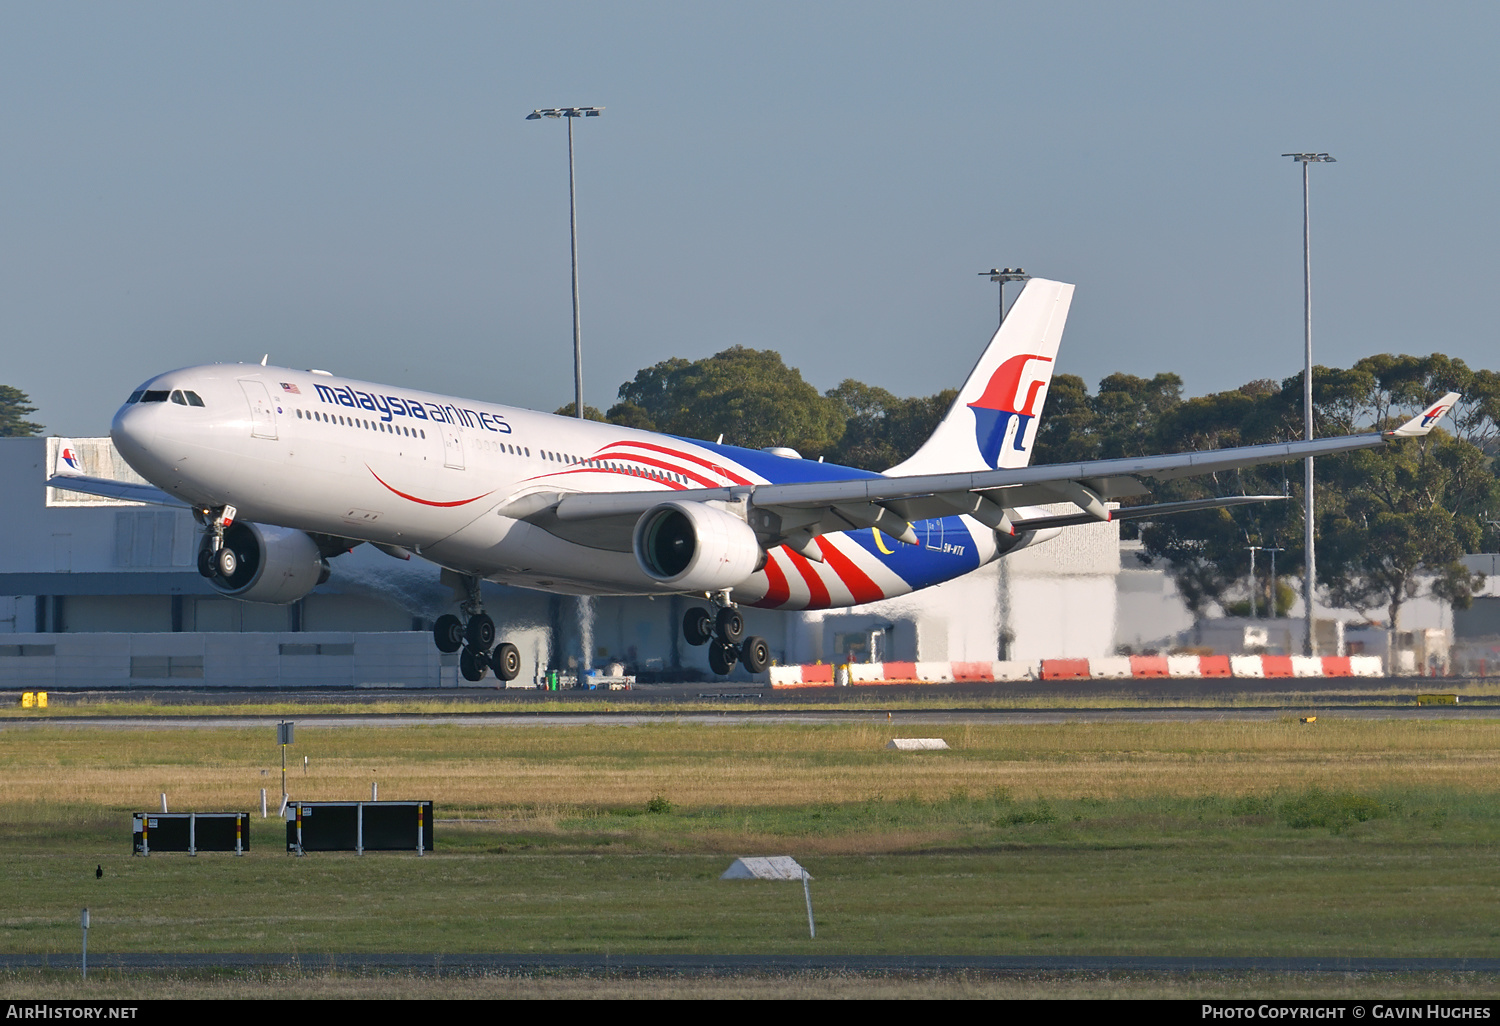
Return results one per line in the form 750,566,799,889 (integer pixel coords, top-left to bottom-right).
517,393,1461,558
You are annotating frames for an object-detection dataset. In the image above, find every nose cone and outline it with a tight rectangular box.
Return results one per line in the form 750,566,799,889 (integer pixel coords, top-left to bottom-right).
111,400,175,485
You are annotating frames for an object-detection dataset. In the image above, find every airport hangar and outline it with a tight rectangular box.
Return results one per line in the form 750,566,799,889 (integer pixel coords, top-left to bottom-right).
0,434,1127,688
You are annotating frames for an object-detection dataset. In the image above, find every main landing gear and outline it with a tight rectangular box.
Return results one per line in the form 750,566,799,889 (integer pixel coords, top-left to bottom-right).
433,576,520,684
683,598,769,676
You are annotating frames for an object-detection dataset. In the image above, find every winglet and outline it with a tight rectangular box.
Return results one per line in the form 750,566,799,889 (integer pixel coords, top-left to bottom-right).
1386,392,1461,438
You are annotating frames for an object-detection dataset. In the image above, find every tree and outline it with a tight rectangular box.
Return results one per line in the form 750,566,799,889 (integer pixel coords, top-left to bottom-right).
1136,356,1500,623
1316,429,1493,630
822,380,957,471
552,402,607,422
613,346,845,454
0,386,42,437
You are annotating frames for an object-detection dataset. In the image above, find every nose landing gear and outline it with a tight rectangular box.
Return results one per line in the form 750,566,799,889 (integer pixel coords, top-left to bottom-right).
682,594,769,676
194,505,240,582
435,576,521,684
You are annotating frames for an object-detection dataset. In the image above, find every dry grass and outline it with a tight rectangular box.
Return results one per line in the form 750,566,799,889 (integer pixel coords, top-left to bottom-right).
2,719,1498,816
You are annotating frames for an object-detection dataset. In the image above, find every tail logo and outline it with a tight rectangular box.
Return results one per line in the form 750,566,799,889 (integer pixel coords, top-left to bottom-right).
60,447,79,471
1421,402,1452,428
967,353,1052,468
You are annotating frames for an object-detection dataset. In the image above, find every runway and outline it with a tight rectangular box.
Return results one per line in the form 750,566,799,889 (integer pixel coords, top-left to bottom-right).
6,704,1499,729
5,677,1497,728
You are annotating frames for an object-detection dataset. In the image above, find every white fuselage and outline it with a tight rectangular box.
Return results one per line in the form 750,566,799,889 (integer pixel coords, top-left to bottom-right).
111,363,1015,609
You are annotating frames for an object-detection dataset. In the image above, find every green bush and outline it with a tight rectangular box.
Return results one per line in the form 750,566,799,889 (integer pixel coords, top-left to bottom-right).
645,795,673,815
999,800,1058,826
1277,788,1385,832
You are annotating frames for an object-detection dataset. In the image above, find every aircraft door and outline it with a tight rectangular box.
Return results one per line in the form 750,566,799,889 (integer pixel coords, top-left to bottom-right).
442,425,465,470
238,379,278,440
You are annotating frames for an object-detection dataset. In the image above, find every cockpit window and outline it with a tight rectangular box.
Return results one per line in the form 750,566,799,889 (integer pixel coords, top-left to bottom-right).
127,390,144,404
140,390,170,403
170,390,188,405
185,391,205,407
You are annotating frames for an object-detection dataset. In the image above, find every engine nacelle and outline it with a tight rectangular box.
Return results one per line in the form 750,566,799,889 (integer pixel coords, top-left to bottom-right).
633,501,762,591
203,522,330,604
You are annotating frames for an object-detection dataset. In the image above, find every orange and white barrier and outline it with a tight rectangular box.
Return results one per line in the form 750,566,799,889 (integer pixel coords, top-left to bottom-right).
1040,654,1383,680
769,654,1383,687
769,661,1037,687
766,663,839,688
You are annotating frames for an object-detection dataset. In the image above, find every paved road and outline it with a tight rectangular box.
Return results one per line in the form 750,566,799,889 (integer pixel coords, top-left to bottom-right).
4,952,1498,974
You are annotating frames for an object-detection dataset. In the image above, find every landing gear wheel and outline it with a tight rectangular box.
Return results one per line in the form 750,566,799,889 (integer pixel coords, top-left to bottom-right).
433,614,464,654
683,607,713,646
739,635,770,674
465,613,496,651
216,547,238,578
197,548,215,579
491,642,521,682
708,640,737,676
459,647,488,682
715,607,745,644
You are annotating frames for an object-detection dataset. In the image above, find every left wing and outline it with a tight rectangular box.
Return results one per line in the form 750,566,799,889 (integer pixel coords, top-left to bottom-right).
510,393,1460,558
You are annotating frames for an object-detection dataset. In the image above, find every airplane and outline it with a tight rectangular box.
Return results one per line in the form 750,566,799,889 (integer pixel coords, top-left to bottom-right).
50,278,1460,682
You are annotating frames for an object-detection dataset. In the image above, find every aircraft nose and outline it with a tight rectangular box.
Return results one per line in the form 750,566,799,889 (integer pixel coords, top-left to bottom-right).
111,400,173,481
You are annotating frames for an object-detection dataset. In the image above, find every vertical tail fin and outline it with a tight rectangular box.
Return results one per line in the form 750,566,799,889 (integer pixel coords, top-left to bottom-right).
885,277,1073,476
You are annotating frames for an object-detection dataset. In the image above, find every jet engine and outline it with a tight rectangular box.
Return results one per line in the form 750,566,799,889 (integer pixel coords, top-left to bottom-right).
633,501,762,591
200,522,331,604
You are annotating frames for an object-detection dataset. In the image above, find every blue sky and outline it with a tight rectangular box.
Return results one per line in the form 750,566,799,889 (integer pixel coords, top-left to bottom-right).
3,2,1496,434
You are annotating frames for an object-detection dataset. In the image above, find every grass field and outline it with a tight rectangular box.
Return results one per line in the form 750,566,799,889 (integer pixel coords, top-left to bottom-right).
2,715,1499,997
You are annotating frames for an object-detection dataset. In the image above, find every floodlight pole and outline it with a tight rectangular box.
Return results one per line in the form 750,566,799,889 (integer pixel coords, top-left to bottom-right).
530,107,604,683
528,107,603,420
1282,153,1335,656
982,268,1031,660
1247,545,1262,619
982,267,1031,328
1265,547,1285,617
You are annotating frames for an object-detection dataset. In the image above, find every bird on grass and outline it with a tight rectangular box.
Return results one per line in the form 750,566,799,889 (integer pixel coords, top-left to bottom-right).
95,865,102,879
